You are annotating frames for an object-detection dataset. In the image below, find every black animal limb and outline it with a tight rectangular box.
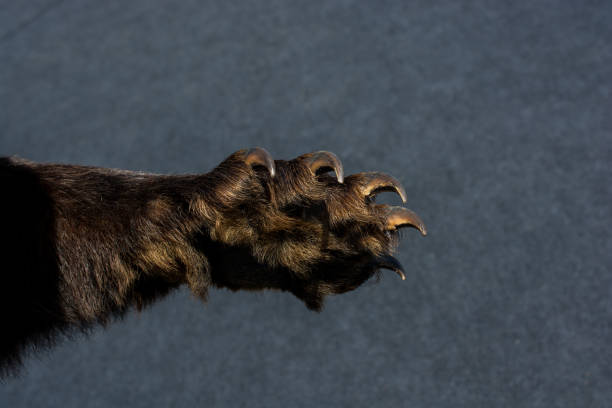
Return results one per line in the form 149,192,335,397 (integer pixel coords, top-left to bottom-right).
0,148,426,376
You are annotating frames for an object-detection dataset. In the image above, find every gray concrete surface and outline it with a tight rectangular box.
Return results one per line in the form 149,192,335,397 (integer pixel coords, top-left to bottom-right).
1,1,611,406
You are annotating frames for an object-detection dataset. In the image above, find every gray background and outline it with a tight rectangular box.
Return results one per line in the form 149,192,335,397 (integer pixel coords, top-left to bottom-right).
1,1,611,407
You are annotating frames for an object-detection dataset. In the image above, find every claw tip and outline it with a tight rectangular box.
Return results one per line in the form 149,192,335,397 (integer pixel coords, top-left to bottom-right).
244,147,275,178
376,256,406,281
305,151,344,184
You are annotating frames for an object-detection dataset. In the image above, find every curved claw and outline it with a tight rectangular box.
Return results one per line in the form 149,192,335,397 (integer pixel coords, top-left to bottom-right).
386,206,427,236
305,151,344,183
360,172,407,203
244,147,275,178
375,255,406,280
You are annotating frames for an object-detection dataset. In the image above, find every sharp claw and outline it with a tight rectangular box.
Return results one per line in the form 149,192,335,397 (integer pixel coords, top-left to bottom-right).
304,151,344,183
385,206,427,236
360,172,407,203
375,255,406,280
244,147,275,178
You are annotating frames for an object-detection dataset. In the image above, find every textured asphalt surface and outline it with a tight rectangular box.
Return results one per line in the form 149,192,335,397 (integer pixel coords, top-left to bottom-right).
1,1,611,407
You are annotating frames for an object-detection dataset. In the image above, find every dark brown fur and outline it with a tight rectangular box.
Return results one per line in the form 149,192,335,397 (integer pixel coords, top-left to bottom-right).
0,149,405,376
